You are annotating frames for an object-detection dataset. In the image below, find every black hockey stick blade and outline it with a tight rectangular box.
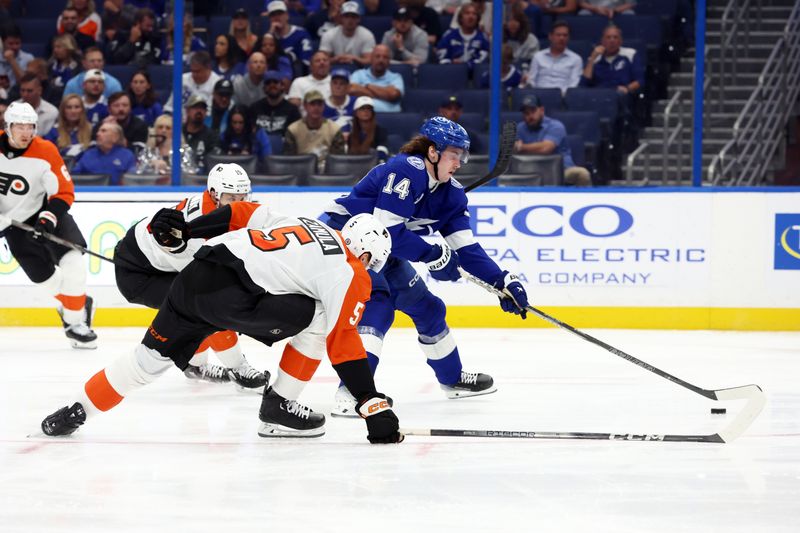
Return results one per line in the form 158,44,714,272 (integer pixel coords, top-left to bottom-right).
401,427,726,443
2,216,117,265
464,121,517,193
457,267,766,443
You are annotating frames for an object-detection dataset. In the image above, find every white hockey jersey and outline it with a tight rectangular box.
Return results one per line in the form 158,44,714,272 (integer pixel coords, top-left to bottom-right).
202,212,372,365
0,133,74,231
129,191,271,273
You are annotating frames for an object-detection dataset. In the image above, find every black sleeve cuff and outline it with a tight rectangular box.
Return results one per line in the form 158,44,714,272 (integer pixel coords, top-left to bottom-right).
187,205,233,239
45,197,71,221
332,358,377,401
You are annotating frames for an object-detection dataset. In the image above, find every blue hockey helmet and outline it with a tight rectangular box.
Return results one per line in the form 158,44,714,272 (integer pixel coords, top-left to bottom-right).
419,116,470,163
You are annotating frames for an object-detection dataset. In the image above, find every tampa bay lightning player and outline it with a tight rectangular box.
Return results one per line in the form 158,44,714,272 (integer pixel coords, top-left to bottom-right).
320,116,530,416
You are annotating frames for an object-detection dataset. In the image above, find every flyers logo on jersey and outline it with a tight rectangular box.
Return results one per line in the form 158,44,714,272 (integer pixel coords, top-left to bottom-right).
0,172,30,196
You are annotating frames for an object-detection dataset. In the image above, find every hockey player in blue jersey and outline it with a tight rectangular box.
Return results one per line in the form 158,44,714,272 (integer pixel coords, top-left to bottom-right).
321,116,529,416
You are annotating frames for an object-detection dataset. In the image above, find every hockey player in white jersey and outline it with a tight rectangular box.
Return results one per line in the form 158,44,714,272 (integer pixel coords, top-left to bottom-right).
41,212,403,444
113,163,267,391
0,102,97,349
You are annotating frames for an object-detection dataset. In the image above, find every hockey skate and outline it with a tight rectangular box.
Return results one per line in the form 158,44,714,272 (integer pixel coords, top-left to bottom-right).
441,371,497,399
64,322,98,350
228,362,269,393
258,387,325,438
331,386,393,418
58,296,97,349
41,402,86,436
184,363,230,383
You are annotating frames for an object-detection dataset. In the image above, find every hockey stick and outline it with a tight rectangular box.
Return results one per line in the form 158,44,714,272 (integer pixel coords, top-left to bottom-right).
455,267,766,443
0,215,116,265
401,428,725,443
463,121,517,193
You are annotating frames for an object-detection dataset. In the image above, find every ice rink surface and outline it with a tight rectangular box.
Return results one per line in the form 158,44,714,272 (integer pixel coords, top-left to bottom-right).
1,326,798,532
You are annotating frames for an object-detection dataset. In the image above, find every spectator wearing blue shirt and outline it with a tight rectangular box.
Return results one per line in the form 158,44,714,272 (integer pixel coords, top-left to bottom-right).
220,105,273,160
81,69,109,127
63,47,124,99
212,35,247,81
581,24,644,140
128,70,163,126
0,24,35,89
515,95,591,186
72,122,137,185
524,20,583,94
267,1,314,70
159,13,208,66
349,45,404,113
436,3,490,71
581,25,644,93
324,68,356,133
480,44,522,92
259,33,294,92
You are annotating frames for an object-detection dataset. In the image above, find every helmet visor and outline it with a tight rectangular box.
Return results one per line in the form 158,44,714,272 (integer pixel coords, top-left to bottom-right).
441,146,469,165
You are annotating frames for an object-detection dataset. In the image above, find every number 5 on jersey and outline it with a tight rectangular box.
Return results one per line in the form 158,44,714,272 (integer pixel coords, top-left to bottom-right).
382,173,410,200
349,301,365,325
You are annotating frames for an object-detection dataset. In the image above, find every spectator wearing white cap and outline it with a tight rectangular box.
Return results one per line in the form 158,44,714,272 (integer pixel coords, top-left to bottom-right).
81,68,109,126
287,50,332,107
323,68,356,133
347,95,388,162
266,0,314,69
62,46,123,99
349,44,403,113
319,1,375,67
382,7,429,65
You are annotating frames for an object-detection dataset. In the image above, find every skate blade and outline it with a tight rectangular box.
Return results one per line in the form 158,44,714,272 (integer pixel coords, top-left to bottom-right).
235,384,266,394
69,339,98,350
443,386,498,399
257,422,325,438
330,410,360,419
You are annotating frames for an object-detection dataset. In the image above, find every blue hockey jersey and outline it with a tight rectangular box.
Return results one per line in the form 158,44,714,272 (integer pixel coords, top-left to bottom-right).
325,153,503,284
280,26,314,67
436,28,490,68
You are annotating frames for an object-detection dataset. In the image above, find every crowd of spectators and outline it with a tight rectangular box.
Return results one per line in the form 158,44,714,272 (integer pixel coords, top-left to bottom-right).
0,0,689,185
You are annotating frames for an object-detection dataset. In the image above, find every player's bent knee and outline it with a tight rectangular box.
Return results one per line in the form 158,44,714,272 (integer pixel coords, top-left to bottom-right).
104,344,173,396
34,268,63,297
58,250,87,288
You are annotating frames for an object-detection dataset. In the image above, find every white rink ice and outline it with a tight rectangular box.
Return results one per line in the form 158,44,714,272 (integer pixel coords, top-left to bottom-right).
1,327,799,533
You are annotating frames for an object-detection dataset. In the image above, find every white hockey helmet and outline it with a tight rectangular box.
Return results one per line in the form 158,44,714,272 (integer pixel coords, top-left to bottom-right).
4,101,38,146
341,213,392,272
207,163,252,203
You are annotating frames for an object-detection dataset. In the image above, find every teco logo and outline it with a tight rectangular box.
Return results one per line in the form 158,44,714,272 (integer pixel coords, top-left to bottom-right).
470,204,635,238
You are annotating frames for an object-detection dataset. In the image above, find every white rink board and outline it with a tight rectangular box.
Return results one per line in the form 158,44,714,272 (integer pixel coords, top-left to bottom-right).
1,190,799,309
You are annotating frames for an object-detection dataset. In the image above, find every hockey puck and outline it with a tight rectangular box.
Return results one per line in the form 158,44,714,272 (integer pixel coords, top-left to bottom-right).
711,408,727,414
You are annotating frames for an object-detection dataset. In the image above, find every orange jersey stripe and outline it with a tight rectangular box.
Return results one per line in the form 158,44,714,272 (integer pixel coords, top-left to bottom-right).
56,293,86,311
175,198,188,211
85,370,124,412
228,202,261,231
22,137,74,207
326,247,372,366
279,343,322,382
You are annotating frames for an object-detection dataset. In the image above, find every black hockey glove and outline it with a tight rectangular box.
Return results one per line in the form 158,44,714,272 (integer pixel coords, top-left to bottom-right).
421,244,461,282
357,393,404,444
29,210,58,242
150,208,189,249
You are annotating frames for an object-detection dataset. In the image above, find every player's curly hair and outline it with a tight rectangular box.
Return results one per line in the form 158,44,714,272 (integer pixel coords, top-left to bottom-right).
399,135,435,156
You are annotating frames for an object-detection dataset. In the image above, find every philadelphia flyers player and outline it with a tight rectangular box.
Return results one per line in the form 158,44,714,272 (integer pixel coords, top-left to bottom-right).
113,163,267,391
0,102,97,349
41,212,403,444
